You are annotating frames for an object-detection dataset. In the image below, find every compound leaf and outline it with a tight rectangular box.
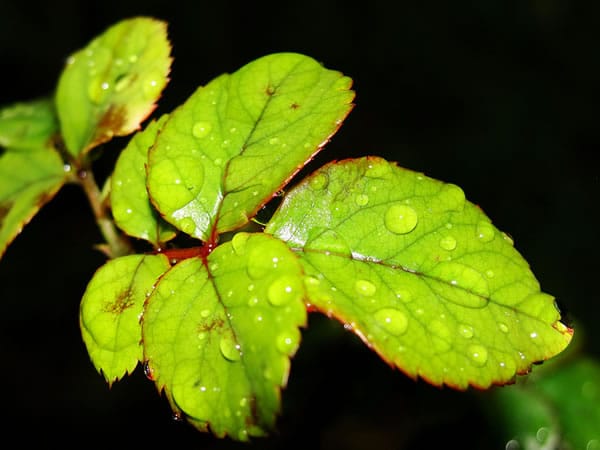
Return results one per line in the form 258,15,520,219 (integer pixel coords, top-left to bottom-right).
79,253,171,385
111,114,176,246
142,233,306,440
146,52,354,241
266,156,572,389
56,17,172,156
0,98,58,150
0,149,66,259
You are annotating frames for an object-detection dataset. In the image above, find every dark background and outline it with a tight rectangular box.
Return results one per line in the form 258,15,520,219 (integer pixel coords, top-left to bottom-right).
0,1,598,447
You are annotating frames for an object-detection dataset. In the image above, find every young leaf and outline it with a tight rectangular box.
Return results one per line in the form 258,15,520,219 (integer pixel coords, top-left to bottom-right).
79,254,171,385
55,17,172,156
111,114,176,246
0,149,66,259
146,52,354,241
0,98,58,150
266,156,573,389
142,233,306,440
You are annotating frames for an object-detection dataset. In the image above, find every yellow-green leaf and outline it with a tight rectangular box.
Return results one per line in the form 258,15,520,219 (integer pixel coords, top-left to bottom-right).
266,156,572,389
147,52,354,241
55,17,172,156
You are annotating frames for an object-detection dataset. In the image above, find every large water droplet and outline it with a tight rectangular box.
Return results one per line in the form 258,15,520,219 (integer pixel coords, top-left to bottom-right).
231,232,249,255
476,221,495,243
355,279,377,297
439,235,457,251
309,172,329,190
384,204,418,234
468,344,488,366
276,329,300,355
374,308,408,336
219,336,242,362
192,121,212,138
268,275,303,306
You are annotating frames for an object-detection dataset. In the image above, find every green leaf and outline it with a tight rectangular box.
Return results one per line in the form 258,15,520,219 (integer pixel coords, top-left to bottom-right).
79,254,171,385
0,98,58,150
266,156,572,389
55,16,172,156
111,114,176,246
490,356,600,449
0,149,66,259
146,52,354,241
142,233,306,440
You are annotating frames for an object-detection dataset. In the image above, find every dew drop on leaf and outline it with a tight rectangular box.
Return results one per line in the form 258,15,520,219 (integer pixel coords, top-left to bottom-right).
384,204,418,234
458,323,474,339
437,183,466,212
276,330,300,355
468,344,488,366
355,194,369,206
180,217,196,235
439,235,457,251
498,322,509,333
219,336,242,362
354,279,377,297
143,71,164,99
308,172,329,190
374,308,408,336
476,221,495,242
395,289,412,302
231,232,249,255
267,275,303,306
192,121,212,138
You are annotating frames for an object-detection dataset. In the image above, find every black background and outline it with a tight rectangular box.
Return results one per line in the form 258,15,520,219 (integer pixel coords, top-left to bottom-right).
1,1,598,447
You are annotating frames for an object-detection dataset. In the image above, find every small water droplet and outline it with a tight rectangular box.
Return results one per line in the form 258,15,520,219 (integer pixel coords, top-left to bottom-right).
355,194,369,206
439,235,457,251
219,336,242,362
395,289,412,302
63,163,72,173
384,204,418,234
172,411,184,422
200,309,210,318
374,308,408,336
355,279,377,297
468,344,488,366
485,269,495,278
438,183,466,212
458,324,474,339
143,72,163,99
268,275,303,306
276,330,300,355
476,221,495,242
192,121,212,138
269,137,280,145
502,232,515,245
498,322,509,333
238,429,249,441
179,217,196,235
530,331,538,339
231,232,249,255
88,77,110,104
309,172,329,190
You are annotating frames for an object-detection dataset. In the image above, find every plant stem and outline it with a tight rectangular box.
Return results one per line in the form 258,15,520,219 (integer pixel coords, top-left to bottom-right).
76,165,132,258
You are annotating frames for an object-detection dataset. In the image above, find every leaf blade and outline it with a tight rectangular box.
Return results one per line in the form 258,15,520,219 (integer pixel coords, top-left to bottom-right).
142,233,306,440
147,52,354,241
55,16,172,156
79,254,171,385
266,156,572,389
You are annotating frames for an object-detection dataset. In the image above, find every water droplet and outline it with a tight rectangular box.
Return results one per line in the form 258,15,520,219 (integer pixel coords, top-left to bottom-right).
505,439,520,450
587,440,600,450
374,308,408,336
485,269,495,278
530,331,538,339
192,121,212,138
458,324,474,339
200,309,210,318
88,77,110,104
231,232,249,255
63,163,72,173
309,172,329,190
355,194,369,206
468,344,488,366
395,289,412,302
268,275,303,306
276,330,300,355
476,221,495,242
438,183,466,212
238,429,249,441
219,336,242,362
143,72,163,99
172,411,184,422
384,204,418,234
365,160,391,178
246,241,282,279
180,217,196,235
269,137,280,145
355,279,377,297
498,322,509,333
439,235,457,251
502,232,514,245
143,361,154,380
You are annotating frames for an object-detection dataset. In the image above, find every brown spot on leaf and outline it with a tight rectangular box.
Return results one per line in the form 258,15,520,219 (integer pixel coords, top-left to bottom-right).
265,85,275,96
197,317,224,333
103,289,134,315
290,102,299,110
0,200,13,224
